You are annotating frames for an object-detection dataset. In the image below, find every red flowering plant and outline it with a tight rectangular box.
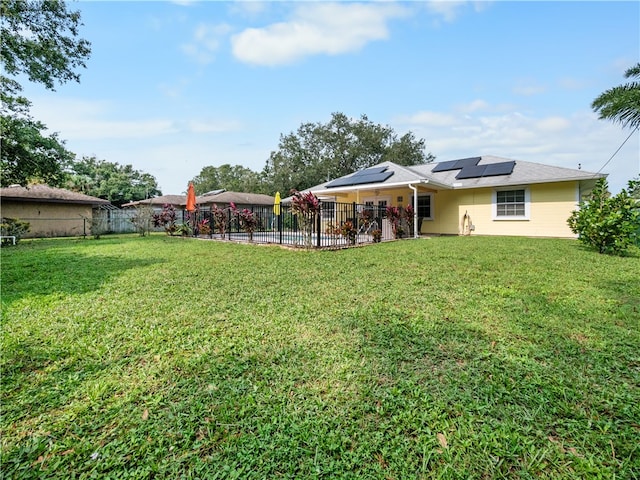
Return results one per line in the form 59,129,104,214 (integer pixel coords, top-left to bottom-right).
230,202,259,242
386,205,403,239
197,218,211,236
152,204,177,235
211,204,228,239
358,207,372,231
290,189,321,248
404,204,415,237
341,220,357,245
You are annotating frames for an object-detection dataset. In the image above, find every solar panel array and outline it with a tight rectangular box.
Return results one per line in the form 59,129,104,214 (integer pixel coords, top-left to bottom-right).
431,157,481,172
432,158,515,180
325,166,394,188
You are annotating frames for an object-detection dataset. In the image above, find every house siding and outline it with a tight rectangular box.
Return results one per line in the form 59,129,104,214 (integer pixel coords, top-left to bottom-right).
1,201,92,238
422,182,578,238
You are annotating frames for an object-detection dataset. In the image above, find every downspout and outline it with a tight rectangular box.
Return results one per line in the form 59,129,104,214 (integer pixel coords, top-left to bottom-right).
408,184,418,238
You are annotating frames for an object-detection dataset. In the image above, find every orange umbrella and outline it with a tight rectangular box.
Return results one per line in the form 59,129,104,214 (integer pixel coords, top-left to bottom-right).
186,182,196,212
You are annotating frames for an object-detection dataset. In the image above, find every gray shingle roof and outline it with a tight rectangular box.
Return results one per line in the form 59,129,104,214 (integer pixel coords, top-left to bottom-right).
0,184,111,205
307,156,605,194
409,155,605,189
123,191,276,208
196,191,275,206
122,195,186,207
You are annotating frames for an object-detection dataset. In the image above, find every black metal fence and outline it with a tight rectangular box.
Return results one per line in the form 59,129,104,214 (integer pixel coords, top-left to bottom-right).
10,202,411,248
188,202,398,248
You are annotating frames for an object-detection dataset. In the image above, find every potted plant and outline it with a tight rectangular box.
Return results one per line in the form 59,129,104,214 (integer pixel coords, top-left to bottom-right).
341,220,357,245
371,229,382,243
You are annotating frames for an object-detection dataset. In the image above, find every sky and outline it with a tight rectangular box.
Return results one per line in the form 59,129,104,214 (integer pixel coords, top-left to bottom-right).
22,0,640,195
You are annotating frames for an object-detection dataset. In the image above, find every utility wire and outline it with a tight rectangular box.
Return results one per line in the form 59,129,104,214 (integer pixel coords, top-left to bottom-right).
594,125,639,176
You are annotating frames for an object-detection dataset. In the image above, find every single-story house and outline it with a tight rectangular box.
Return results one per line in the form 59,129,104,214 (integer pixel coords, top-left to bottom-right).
123,191,275,210
0,184,111,238
194,191,275,209
298,156,605,239
122,195,187,209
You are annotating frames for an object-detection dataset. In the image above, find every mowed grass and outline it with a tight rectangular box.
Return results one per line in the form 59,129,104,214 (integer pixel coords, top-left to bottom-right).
1,235,639,479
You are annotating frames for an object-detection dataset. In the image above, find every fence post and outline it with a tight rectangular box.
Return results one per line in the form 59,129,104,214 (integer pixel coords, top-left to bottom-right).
352,202,357,237
278,209,283,245
316,210,321,248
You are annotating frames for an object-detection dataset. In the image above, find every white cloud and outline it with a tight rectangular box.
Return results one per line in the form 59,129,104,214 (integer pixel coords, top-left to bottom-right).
231,3,408,66
455,99,490,114
425,1,468,22
425,1,492,23
512,79,547,96
186,119,242,133
181,23,233,65
557,76,587,91
535,116,571,132
27,96,240,140
392,105,638,194
395,111,458,127
228,1,269,18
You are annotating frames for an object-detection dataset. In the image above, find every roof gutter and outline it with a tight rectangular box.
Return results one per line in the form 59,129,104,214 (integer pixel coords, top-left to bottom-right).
311,178,448,195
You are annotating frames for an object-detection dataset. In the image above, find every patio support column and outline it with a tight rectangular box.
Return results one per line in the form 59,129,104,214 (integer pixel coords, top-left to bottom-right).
409,184,418,238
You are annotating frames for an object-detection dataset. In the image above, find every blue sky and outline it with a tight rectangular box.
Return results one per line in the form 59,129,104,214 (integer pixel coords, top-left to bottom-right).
23,1,639,195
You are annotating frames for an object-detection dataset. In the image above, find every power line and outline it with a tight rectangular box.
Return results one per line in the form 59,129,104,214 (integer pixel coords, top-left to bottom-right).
594,125,639,176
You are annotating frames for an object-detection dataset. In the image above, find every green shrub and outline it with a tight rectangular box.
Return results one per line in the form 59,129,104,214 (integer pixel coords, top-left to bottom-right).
0,217,30,245
568,178,640,255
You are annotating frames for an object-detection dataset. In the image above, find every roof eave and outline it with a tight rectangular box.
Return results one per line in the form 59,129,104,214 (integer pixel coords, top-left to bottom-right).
0,196,110,205
311,178,449,195
448,174,606,189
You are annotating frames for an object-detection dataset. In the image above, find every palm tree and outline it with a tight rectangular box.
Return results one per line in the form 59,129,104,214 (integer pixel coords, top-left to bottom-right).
592,63,640,130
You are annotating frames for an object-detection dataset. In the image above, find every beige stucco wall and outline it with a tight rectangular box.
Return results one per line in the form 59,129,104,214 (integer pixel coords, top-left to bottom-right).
319,181,580,238
1,201,92,238
422,181,579,238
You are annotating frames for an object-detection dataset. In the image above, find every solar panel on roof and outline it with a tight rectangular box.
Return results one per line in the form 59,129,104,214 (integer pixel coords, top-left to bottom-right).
352,166,388,177
482,161,515,177
325,171,393,188
453,157,481,169
455,165,487,179
454,161,516,180
432,157,480,172
431,160,460,172
325,177,352,188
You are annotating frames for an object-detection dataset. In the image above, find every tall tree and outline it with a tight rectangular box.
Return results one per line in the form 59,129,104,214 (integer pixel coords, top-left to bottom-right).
65,156,162,207
191,164,264,195
591,63,640,130
262,113,434,194
1,0,91,186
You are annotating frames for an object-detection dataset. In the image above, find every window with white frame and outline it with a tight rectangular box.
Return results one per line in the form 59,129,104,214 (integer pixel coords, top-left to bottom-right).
493,188,530,219
416,194,433,220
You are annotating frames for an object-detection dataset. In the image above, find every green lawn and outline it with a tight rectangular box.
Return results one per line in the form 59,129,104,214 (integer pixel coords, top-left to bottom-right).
1,235,639,479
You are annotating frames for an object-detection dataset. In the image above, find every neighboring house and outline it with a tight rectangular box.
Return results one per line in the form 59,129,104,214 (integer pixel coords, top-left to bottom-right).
298,156,605,239
0,184,111,238
122,195,187,210
194,191,275,209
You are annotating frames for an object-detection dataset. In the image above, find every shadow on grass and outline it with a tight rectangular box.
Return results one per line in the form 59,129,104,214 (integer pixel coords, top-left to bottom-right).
334,300,639,477
0,249,163,305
